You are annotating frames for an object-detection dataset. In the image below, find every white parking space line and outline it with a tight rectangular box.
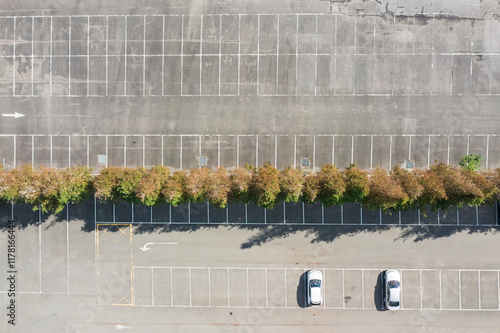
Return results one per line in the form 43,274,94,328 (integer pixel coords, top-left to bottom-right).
353,16,356,95
293,135,297,169
199,15,203,96
39,209,42,293
389,135,392,169
342,269,345,309
87,16,90,96
321,204,324,224
180,15,184,95
420,269,423,310
31,135,34,168
219,17,222,96
161,15,165,96
246,268,249,307
295,14,298,96
13,17,15,96
486,135,489,169
86,135,89,168
459,269,462,310
314,14,318,96
476,206,479,225
170,267,173,306
276,15,280,94
266,269,269,308
351,135,354,164
106,16,108,96
31,16,34,95
124,135,127,167
361,269,364,309
151,267,154,306
408,135,412,160
124,16,127,96
498,271,499,309
256,135,258,166
439,269,442,309
400,269,403,309
50,135,53,168
68,135,71,167
238,15,241,96
189,267,192,306
275,135,277,167
447,135,450,164
257,14,260,95
69,17,71,95
143,16,146,96
478,270,481,309
313,136,316,171
49,17,52,96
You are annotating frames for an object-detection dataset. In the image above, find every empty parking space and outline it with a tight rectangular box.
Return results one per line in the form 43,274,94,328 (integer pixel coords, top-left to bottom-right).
1,13,488,97
3,134,499,175
131,267,500,311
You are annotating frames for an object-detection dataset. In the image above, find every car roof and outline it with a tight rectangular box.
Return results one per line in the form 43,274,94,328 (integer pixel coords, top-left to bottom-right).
389,286,400,302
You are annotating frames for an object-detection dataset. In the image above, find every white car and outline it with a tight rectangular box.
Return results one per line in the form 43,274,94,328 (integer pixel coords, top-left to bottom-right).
306,270,323,306
382,270,401,310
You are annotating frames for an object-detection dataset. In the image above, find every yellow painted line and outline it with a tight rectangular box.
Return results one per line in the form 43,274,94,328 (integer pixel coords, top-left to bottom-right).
96,223,133,306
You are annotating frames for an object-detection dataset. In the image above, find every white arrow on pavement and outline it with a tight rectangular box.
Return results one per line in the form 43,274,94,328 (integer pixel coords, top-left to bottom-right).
140,242,177,251
2,112,25,118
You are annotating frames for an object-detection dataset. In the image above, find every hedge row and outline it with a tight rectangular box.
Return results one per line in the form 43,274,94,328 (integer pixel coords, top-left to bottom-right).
0,163,499,213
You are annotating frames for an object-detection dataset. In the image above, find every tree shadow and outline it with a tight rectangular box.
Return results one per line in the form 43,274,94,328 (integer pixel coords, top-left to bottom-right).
395,225,500,243
0,199,95,232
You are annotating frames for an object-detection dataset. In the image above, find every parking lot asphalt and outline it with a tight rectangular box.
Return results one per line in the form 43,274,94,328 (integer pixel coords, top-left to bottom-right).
0,11,500,137
1,0,500,331
2,208,500,332
1,133,500,173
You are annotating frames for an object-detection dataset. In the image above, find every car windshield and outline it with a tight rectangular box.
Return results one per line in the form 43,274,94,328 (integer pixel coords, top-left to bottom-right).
310,279,321,288
389,301,400,307
388,280,400,288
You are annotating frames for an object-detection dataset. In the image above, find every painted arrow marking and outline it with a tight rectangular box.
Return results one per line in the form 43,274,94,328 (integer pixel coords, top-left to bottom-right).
2,112,25,118
140,242,177,251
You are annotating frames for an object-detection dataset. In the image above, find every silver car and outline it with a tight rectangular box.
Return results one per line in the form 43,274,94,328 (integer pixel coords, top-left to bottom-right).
382,270,401,310
306,270,323,306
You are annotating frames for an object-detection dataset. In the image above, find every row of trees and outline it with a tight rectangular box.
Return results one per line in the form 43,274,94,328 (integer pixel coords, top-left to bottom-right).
0,163,499,213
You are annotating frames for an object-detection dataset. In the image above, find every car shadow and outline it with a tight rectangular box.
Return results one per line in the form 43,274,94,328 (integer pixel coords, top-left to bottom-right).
374,271,386,311
296,272,307,308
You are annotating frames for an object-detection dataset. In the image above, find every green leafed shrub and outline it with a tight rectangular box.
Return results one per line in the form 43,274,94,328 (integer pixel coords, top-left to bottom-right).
364,168,408,212
430,162,483,210
230,167,253,203
391,166,423,209
59,166,94,206
301,172,319,204
278,167,303,203
459,154,482,171
206,167,231,208
161,170,187,207
250,163,280,209
135,166,170,206
184,167,211,203
317,164,345,207
93,166,123,203
342,164,369,203
117,167,146,203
